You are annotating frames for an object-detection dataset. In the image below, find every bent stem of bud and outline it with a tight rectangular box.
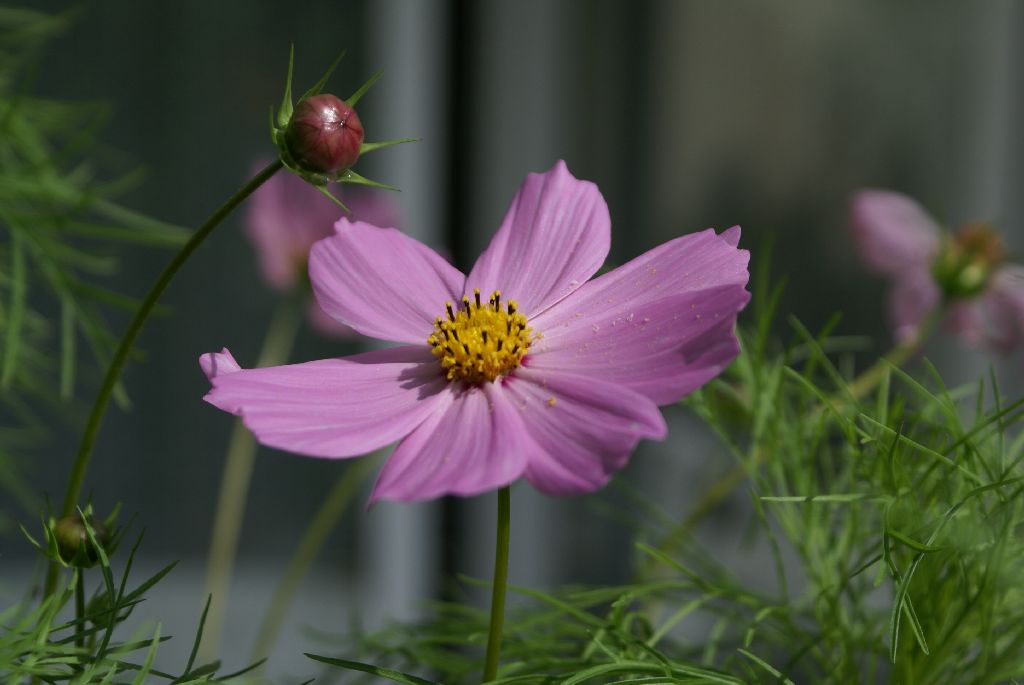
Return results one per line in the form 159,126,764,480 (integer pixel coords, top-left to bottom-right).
198,297,302,664
482,486,511,683
45,160,284,600
645,310,942,576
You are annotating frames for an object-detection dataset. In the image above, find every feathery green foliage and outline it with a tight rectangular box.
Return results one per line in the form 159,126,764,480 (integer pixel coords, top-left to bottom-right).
0,7,188,528
2,528,263,683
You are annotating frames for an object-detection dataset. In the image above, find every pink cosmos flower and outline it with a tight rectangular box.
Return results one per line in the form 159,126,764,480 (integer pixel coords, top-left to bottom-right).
202,161,750,502
245,163,401,337
851,189,1024,351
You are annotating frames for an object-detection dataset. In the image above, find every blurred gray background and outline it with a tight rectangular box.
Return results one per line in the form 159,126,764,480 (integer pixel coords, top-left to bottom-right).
3,1,1023,681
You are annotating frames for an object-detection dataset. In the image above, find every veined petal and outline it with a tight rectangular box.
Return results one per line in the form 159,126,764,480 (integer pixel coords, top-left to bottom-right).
851,190,941,276
309,220,465,344
370,383,530,502
887,268,940,343
203,346,447,458
528,286,749,405
531,227,748,336
503,368,667,496
465,160,610,317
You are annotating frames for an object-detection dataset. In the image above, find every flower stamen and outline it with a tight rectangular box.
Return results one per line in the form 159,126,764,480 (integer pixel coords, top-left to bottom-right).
429,289,533,383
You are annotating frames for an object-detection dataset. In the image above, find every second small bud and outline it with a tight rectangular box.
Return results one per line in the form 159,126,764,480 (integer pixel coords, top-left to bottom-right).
54,514,110,567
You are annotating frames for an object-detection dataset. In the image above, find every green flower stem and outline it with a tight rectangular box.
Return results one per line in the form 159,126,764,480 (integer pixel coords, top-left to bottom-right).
649,317,937,571
45,160,284,598
249,456,377,666
198,298,302,664
74,570,85,651
482,486,511,683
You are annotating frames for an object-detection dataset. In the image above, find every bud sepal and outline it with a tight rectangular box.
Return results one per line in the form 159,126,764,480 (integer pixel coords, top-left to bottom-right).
270,46,415,206
23,504,121,569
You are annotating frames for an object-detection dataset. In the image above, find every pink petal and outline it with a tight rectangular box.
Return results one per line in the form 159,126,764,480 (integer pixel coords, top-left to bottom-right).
850,190,941,276
530,226,748,337
464,160,610,317
948,266,1024,352
370,383,530,502
720,225,741,247
309,220,465,344
527,285,749,405
887,268,941,343
985,266,1024,350
203,346,448,458
503,368,667,496
199,348,241,379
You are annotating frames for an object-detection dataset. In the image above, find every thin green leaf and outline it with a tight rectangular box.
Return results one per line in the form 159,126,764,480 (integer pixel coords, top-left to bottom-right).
346,69,383,107
885,528,943,554
299,48,347,101
277,43,295,128
761,493,881,504
1,230,27,386
130,625,162,685
359,137,419,154
306,654,440,685
59,295,74,398
858,414,986,486
737,648,795,684
337,168,400,191
314,183,350,212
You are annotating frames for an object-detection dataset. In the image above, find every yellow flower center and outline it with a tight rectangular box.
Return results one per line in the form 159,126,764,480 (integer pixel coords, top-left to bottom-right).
428,289,533,384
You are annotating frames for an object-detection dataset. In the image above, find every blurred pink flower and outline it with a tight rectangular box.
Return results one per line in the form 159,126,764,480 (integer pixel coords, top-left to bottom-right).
203,161,750,502
245,163,400,337
851,189,1024,351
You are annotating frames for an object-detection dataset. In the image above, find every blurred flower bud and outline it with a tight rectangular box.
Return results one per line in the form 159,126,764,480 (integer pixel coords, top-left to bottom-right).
933,223,1007,299
284,94,364,175
54,514,109,567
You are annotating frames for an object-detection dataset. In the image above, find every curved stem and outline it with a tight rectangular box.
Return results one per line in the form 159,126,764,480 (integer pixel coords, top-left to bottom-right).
198,298,302,663
482,486,511,683
45,160,283,598
249,456,377,666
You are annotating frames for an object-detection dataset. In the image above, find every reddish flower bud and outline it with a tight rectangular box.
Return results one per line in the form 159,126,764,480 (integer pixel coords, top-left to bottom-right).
284,94,364,174
54,514,109,567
